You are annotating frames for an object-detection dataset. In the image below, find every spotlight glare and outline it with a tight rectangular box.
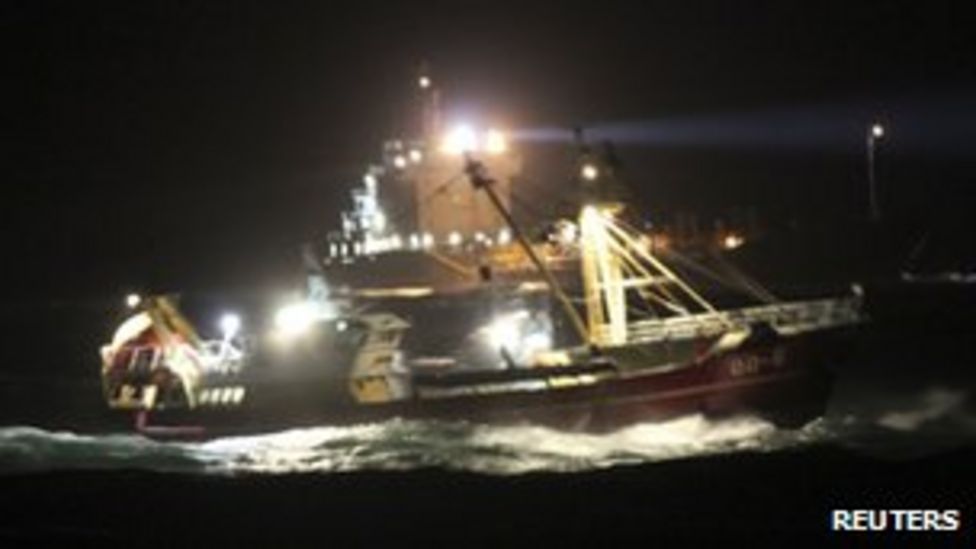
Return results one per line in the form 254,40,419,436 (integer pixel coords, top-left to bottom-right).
484,129,507,154
441,125,478,155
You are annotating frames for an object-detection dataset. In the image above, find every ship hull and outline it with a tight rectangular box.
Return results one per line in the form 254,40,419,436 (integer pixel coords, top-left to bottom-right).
112,325,847,439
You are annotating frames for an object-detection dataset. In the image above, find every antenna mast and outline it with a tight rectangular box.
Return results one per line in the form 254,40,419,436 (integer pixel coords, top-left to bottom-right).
462,156,591,345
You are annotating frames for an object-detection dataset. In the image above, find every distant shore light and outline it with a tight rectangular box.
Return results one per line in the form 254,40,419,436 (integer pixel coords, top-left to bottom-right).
722,233,745,250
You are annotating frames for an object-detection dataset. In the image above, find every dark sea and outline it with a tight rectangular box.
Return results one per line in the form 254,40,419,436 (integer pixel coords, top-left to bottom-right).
1,280,974,544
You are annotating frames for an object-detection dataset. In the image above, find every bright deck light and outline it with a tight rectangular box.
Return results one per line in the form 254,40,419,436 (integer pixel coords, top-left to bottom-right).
488,316,522,350
373,210,387,232
393,154,408,169
441,125,478,155
418,75,431,89
581,163,599,181
484,310,550,361
559,221,578,244
871,123,885,139
219,313,241,339
274,302,317,336
125,293,142,309
522,332,552,355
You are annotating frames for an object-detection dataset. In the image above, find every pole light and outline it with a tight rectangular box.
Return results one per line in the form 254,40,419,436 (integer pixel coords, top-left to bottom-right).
581,163,599,181
866,121,886,222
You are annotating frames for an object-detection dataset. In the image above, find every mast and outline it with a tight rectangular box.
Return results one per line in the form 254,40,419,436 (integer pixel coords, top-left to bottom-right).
575,136,726,347
462,156,591,346
418,61,441,141
580,204,628,345
576,129,629,346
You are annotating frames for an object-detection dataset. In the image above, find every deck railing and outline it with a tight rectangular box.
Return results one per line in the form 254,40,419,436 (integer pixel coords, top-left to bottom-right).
593,297,863,344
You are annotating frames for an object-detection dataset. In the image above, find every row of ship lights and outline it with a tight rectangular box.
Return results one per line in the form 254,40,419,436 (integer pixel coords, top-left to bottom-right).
384,126,509,171
329,227,517,258
327,216,751,258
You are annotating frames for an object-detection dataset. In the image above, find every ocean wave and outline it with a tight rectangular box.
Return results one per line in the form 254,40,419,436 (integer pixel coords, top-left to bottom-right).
0,414,833,476
4,398,971,477
0,426,207,474
876,387,969,432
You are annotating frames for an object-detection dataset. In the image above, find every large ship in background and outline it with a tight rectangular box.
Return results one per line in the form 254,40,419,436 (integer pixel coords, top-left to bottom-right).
98,68,864,437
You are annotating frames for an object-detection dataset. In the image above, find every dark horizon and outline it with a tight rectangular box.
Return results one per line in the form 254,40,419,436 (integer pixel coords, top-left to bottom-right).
4,1,974,299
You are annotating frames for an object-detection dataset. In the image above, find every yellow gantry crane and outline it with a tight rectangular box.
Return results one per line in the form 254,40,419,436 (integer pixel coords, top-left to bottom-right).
578,203,723,347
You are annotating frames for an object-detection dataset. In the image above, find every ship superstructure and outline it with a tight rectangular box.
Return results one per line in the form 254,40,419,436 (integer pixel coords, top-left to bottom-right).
323,68,527,294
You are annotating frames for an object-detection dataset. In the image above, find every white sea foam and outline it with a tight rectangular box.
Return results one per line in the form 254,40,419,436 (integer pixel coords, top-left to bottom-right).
876,387,968,432
0,415,825,476
204,415,780,474
0,426,205,473
3,398,970,476
901,271,976,285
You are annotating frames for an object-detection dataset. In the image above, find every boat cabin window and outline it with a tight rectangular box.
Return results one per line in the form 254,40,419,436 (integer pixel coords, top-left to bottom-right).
128,347,158,374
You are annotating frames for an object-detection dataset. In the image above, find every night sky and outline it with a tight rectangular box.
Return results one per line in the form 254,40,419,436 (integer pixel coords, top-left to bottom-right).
3,1,974,299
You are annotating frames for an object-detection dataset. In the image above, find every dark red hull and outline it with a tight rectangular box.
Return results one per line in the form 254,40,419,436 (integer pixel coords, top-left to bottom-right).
123,325,847,439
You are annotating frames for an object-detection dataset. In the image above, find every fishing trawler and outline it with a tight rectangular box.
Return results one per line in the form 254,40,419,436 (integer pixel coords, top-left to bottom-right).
98,69,863,437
